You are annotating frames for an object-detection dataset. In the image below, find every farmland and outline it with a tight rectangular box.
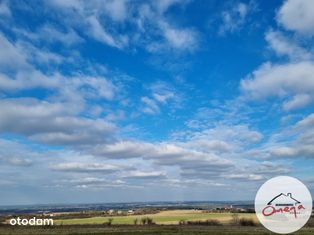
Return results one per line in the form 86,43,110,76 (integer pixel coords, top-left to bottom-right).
1,210,313,235
54,210,257,225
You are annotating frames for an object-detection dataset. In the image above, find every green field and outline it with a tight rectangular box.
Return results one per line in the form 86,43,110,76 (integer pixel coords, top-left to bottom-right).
1,211,313,235
54,210,257,225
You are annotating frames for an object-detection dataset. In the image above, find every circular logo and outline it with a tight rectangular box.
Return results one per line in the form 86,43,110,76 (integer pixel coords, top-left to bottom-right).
255,176,312,234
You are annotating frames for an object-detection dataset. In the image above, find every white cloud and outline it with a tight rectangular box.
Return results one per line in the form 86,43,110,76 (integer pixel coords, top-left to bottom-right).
153,92,174,103
277,0,314,35
46,0,128,49
0,139,36,167
92,141,155,159
154,0,181,13
2,0,310,199
184,124,263,145
219,2,250,34
102,0,127,22
20,41,65,65
270,146,299,158
253,113,314,159
265,30,311,61
225,173,264,181
38,25,83,46
13,25,83,47
160,22,198,51
0,32,118,104
133,2,198,52
51,162,120,172
185,139,232,153
92,140,233,180
0,98,115,145
0,33,28,70
297,113,314,128
57,177,128,189
241,61,314,110
0,72,116,104
0,1,10,17
283,94,312,111
271,143,314,158
46,0,196,52
242,0,314,113
140,81,178,115
122,170,166,179
141,96,160,114
87,15,127,49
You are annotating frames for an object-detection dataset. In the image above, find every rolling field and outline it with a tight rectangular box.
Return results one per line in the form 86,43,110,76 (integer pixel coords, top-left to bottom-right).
1,211,313,234
54,210,258,225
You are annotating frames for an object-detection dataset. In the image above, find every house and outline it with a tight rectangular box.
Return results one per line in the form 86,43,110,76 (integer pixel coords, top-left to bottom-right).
108,209,114,215
127,210,134,214
267,193,300,206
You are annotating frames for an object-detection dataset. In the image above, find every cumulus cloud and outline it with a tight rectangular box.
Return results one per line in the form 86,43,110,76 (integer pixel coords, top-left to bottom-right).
92,140,233,180
265,30,312,61
241,61,314,110
0,98,116,145
277,0,314,35
159,22,198,51
283,94,312,111
241,0,314,115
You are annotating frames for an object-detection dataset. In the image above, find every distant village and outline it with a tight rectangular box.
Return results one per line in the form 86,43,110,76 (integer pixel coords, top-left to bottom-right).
38,205,255,219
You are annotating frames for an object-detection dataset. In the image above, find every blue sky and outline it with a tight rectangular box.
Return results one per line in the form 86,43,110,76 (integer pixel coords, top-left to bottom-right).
0,0,314,206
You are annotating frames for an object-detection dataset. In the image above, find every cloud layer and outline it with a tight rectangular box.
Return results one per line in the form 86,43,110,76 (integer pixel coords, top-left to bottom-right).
0,0,313,205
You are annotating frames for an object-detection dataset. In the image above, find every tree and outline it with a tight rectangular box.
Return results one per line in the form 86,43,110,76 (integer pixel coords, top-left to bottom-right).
141,217,147,225
108,218,113,226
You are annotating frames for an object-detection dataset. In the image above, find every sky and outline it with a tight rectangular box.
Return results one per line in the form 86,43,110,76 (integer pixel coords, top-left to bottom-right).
0,0,314,206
